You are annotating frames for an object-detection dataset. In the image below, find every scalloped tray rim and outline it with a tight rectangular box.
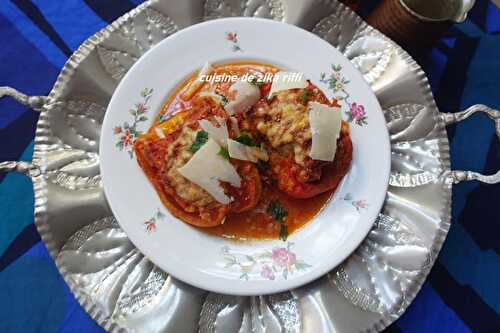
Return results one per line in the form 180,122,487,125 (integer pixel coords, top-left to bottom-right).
30,1,453,332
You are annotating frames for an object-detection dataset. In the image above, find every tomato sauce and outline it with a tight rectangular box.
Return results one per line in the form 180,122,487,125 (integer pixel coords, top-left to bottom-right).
206,185,334,240
157,61,279,121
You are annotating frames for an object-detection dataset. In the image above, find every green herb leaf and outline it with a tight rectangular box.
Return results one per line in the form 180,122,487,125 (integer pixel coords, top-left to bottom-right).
215,92,229,106
279,224,289,241
249,78,265,87
267,201,289,241
189,130,209,153
300,88,317,103
267,200,288,222
235,133,257,147
218,147,230,159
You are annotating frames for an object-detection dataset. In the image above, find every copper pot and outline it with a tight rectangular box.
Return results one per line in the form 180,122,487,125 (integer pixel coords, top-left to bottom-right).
367,0,475,50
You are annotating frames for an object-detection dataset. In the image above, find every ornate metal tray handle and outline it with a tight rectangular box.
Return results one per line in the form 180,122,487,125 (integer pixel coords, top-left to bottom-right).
0,160,40,178
0,87,45,178
0,86,46,111
441,104,500,185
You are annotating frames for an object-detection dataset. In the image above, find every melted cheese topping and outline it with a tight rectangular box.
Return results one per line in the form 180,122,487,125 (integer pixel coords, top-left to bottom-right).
253,90,312,166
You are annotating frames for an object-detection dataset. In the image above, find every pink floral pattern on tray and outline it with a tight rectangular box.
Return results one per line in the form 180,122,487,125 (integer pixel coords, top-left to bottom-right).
222,242,311,281
113,88,153,158
320,64,368,126
226,31,242,52
343,193,369,212
143,209,165,233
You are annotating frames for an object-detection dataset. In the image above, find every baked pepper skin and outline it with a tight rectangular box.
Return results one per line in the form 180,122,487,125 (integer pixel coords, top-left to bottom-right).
250,81,352,199
134,100,262,228
268,121,352,199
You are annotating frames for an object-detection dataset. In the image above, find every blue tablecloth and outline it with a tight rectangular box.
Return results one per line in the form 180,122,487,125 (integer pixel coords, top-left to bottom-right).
0,1,498,332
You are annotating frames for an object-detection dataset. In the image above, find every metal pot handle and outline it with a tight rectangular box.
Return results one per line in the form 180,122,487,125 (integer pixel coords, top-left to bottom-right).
0,86,45,178
442,104,500,184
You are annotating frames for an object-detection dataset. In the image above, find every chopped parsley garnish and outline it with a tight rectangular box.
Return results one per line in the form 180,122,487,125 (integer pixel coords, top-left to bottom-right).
267,200,287,222
267,200,289,241
300,88,317,103
249,78,265,87
189,130,209,153
218,147,230,159
235,133,258,147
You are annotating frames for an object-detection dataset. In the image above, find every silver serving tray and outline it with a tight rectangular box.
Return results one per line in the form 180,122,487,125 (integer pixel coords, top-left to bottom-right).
1,0,499,332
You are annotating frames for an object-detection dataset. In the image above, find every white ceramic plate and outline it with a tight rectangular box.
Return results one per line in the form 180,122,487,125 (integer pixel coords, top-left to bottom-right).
100,17,390,295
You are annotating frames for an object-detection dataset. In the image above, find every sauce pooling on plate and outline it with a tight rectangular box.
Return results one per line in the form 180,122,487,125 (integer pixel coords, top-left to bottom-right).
206,185,334,240
134,61,352,240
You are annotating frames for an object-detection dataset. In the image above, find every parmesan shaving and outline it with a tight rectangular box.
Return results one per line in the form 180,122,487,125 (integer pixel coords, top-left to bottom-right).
197,91,223,105
154,127,165,139
308,101,342,161
177,139,241,204
227,139,268,163
229,116,240,136
268,71,308,97
225,80,261,115
198,118,229,148
181,62,213,100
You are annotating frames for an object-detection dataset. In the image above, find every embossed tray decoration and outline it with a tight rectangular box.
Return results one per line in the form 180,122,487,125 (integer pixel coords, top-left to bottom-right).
1,0,499,332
